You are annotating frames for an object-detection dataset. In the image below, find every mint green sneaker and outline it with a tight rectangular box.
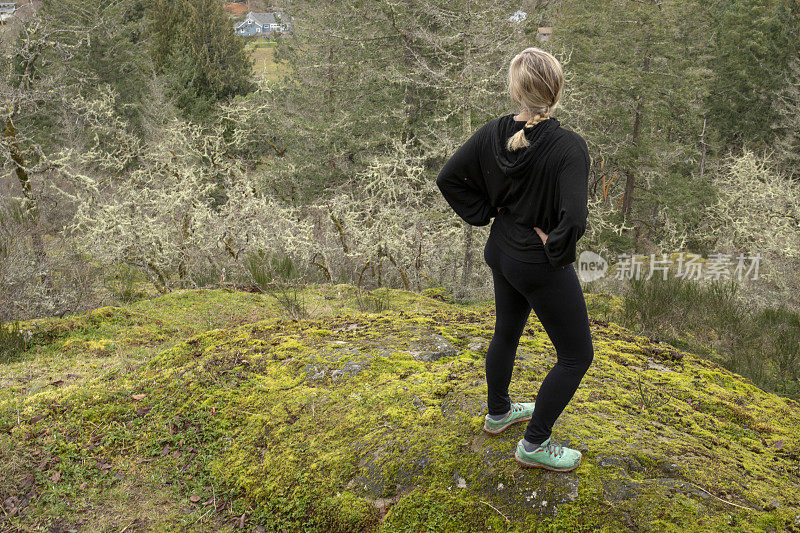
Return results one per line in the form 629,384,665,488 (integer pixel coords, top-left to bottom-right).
515,437,582,472
483,402,536,435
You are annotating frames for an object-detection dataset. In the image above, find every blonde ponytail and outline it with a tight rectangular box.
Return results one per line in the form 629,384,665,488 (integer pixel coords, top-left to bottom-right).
505,47,563,152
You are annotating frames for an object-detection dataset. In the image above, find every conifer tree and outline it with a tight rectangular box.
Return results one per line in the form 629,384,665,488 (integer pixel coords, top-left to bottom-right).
551,0,712,246
276,0,526,294
706,0,799,147
147,0,254,119
772,56,800,180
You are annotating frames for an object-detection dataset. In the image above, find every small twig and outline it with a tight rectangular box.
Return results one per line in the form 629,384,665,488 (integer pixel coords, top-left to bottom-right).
637,478,757,512
687,482,757,512
188,505,215,527
118,519,136,533
479,500,510,523
180,451,198,473
366,423,394,433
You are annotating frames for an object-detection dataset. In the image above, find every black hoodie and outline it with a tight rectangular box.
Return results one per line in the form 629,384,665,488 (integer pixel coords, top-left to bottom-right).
436,113,590,268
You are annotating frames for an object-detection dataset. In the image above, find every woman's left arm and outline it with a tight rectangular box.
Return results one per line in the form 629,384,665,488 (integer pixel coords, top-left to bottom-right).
540,136,591,268
436,124,497,227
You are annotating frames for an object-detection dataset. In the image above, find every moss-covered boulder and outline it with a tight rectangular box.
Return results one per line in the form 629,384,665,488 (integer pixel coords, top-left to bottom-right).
0,286,798,531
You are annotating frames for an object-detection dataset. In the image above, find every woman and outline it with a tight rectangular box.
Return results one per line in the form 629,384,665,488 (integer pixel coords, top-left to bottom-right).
436,47,593,472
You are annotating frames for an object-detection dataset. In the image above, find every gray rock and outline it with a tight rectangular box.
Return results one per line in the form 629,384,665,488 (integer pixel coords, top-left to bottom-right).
409,333,457,362
596,454,644,474
467,339,489,353
305,346,373,382
411,396,425,414
603,477,641,502
647,362,675,372
331,361,368,381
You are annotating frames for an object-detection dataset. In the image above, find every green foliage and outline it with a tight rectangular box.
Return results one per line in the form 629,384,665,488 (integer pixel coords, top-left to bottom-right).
0,320,26,364
107,264,147,304
748,307,800,395
643,164,718,253
706,0,800,147
276,0,525,196
355,287,393,314
772,54,800,179
146,0,180,70
550,0,714,247
19,0,153,149
623,274,800,397
244,250,307,319
421,287,454,304
146,0,255,120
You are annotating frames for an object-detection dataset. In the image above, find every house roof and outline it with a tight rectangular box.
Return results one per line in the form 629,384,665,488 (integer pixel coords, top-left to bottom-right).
247,11,290,27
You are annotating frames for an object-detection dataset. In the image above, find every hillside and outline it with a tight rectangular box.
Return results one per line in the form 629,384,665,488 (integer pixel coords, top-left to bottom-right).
1,285,798,532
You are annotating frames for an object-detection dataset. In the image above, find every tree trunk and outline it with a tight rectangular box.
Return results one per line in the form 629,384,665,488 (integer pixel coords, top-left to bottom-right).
699,117,707,178
622,23,652,216
400,0,417,145
458,105,473,298
4,116,47,272
460,224,474,296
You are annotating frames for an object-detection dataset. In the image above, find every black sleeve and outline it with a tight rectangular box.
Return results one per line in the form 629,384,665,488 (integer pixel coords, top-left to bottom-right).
543,135,590,268
435,123,497,227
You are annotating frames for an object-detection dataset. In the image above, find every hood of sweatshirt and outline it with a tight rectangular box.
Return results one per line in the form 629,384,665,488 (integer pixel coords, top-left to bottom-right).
491,114,561,179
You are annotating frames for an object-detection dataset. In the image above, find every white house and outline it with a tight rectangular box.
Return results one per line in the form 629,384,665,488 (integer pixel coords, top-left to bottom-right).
235,12,292,37
0,1,17,22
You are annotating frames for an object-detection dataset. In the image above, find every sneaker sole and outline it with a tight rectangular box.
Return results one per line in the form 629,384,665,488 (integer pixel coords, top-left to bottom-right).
514,451,582,472
483,414,532,435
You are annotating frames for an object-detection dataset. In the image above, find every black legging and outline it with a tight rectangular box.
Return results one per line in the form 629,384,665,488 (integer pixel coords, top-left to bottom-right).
483,237,594,445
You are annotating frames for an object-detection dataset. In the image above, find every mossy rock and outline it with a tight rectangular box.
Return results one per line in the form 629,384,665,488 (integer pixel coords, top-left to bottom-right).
0,286,799,531
422,287,455,304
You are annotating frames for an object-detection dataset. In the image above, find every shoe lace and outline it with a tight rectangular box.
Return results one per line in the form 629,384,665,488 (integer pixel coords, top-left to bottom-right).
541,439,564,458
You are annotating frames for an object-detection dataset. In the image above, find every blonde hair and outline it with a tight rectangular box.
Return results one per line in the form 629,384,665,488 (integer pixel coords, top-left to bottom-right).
506,47,564,152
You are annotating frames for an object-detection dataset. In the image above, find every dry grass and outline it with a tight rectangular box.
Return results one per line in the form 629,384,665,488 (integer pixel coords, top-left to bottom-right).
247,43,289,82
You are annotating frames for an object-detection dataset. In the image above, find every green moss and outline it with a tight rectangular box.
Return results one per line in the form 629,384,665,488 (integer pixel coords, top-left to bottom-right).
421,287,454,304
61,338,114,356
1,285,799,531
380,486,493,532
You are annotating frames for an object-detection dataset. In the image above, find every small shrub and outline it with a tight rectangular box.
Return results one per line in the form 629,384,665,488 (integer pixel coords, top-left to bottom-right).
108,263,145,303
744,307,800,396
0,320,27,364
355,287,392,313
623,274,800,398
422,287,453,303
244,250,307,319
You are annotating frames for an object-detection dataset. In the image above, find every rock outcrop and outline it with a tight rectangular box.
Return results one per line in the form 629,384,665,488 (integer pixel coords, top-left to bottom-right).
0,285,798,531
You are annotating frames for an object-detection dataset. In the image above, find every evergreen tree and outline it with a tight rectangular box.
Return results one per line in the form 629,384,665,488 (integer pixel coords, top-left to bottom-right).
274,0,527,295
7,0,152,152
551,0,714,248
772,56,800,180
147,0,255,119
275,0,526,196
706,0,799,147
769,0,800,179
